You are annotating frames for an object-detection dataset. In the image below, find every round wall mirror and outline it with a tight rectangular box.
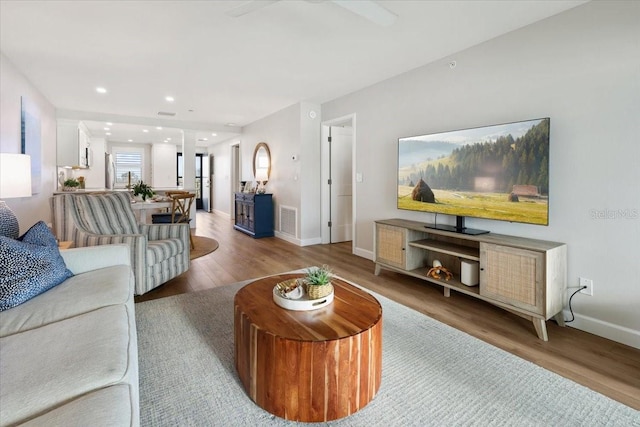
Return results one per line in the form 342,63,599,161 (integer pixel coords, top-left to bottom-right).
253,142,271,181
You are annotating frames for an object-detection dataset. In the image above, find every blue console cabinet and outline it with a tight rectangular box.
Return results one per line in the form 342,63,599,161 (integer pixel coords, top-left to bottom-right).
234,193,274,238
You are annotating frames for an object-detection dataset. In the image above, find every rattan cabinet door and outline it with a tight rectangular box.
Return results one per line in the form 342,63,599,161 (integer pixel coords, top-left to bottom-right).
479,243,544,314
375,223,407,269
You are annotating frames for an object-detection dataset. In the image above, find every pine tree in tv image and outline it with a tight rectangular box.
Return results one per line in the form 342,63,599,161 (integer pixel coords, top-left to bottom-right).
397,118,550,225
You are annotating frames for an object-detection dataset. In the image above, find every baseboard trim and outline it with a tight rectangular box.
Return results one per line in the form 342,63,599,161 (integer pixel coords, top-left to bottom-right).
274,231,300,246
354,247,373,261
301,237,321,247
562,310,640,349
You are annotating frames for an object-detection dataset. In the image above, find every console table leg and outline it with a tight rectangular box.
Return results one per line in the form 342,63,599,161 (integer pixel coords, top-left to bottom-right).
374,264,381,276
532,318,548,341
443,287,451,298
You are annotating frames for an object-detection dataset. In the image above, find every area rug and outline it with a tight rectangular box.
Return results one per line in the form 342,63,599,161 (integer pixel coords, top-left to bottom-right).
135,273,639,426
189,235,219,260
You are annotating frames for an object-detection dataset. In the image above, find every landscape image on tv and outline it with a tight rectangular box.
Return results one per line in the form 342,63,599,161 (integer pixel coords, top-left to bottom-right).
398,118,550,225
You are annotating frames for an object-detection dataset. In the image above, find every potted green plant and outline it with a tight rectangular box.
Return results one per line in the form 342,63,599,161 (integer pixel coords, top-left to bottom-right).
132,181,154,201
62,178,80,192
304,265,334,299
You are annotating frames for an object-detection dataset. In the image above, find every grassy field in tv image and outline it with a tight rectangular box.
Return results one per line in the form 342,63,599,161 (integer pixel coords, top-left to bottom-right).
397,186,548,225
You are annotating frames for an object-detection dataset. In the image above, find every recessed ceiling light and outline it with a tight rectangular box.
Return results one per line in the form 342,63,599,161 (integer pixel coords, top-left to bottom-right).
211,133,217,137
165,96,174,102
142,129,149,133
96,87,107,94
128,139,133,142
105,132,111,136
106,122,113,126
104,127,110,131
156,126,162,130
226,123,236,126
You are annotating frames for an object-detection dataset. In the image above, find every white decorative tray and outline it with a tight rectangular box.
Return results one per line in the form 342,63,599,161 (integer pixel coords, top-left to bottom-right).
272,285,334,311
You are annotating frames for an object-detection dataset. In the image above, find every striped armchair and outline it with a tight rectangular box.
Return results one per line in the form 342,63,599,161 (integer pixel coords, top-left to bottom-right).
50,192,190,295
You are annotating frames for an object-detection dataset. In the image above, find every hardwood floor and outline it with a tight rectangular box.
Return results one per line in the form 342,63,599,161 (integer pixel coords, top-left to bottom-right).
136,211,640,410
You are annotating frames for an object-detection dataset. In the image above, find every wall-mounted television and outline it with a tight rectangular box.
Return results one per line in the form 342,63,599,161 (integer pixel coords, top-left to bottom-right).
398,118,550,235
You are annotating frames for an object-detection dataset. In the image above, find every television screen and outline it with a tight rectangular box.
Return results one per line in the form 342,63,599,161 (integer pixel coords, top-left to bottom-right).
398,118,550,228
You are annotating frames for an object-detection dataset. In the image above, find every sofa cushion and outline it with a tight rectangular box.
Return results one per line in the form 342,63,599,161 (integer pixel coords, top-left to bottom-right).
0,265,133,337
19,385,135,427
147,238,185,265
74,192,140,235
0,304,135,426
0,221,73,312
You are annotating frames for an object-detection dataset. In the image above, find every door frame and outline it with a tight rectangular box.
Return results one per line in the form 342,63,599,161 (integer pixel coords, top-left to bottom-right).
320,113,356,253
230,142,241,220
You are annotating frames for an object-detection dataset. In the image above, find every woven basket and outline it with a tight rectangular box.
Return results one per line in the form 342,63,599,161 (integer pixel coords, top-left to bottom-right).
307,283,333,299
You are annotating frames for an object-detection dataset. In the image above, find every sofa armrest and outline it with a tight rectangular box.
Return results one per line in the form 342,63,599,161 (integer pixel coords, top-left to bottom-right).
139,223,190,241
60,244,131,275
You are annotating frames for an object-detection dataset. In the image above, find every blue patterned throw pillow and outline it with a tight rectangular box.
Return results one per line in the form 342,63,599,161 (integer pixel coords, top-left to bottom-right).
0,221,73,311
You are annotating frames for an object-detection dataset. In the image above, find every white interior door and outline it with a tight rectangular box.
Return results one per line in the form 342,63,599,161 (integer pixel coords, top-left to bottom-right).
330,126,353,243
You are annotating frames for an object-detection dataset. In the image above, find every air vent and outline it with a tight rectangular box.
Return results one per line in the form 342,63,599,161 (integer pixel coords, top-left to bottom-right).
157,111,176,116
280,205,297,237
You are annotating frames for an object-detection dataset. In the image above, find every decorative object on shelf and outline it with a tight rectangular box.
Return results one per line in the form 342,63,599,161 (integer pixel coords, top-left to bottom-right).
426,259,453,281
304,265,334,299
77,176,85,189
0,153,32,239
132,181,154,201
255,169,268,194
240,181,247,192
272,282,334,311
275,278,304,299
58,171,66,188
62,178,80,192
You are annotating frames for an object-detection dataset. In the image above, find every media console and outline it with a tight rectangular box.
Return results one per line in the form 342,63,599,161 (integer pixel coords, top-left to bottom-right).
374,218,567,341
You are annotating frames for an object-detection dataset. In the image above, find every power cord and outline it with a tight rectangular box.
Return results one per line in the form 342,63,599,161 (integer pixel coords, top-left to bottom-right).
564,286,587,323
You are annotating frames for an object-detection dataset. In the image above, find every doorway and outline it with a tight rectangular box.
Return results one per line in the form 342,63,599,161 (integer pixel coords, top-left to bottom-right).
321,114,356,249
177,152,205,209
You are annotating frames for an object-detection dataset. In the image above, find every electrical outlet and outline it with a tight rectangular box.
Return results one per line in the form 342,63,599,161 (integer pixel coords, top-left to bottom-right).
579,277,593,296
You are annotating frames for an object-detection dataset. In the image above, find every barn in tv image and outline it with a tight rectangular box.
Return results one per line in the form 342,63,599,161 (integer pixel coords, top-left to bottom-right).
397,118,550,225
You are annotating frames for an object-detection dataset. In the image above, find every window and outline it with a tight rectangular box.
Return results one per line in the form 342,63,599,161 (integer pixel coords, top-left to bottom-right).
114,148,143,188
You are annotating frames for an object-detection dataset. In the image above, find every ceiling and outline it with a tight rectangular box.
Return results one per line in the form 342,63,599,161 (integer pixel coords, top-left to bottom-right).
0,0,586,147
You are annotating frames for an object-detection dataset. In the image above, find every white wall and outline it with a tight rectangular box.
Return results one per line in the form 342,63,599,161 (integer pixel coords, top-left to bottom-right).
240,102,322,244
0,53,57,232
208,139,235,217
322,1,640,347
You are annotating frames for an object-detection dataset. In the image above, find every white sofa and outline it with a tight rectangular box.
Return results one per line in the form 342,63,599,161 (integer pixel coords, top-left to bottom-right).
0,244,139,426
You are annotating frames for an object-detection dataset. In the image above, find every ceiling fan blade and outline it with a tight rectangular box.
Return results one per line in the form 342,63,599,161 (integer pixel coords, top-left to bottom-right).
331,0,397,27
225,0,279,18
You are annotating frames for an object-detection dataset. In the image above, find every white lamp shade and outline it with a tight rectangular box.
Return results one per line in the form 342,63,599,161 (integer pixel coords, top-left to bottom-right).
0,153,32,198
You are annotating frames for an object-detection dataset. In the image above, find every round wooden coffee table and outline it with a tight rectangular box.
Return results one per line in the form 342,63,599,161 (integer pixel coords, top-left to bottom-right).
234,274,383,422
